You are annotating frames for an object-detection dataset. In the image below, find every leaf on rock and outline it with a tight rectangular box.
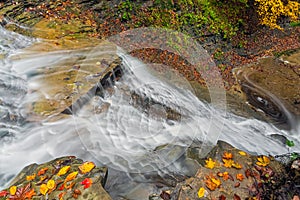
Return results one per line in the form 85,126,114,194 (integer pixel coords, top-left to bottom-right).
223,159,234,168
256,156,270,167
26,173,36,181
223,152,233,160
78,162,95,174
0,190,8,197
57,166,71,176
233,194,241,200
24,188,36,199
81,178,92,189
198,187,206,198
47,179,56,190
205,175,221,191
236,174,244,181
9,186,17,195
65,171,78,183
232,162,242,169
238,151,247,156
40,184,48,195
205,158,216,169
38,167,49,176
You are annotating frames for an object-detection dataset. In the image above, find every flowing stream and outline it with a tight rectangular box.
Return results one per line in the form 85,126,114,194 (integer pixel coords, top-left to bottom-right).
0,26,299,198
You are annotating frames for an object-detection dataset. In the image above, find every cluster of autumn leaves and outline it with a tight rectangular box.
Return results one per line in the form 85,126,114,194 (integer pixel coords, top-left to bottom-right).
197,151,271,199
0,161,96,200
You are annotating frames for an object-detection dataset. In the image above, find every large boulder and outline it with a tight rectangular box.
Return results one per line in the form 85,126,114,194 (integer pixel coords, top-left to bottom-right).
0,156,112,200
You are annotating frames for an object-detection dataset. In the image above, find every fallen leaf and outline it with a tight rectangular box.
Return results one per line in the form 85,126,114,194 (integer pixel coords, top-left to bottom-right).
160,190,171,200
198,187,206,198
234,182,240,188
65,171,78,182
78,162,95,174
9,186,17,195
205,175,221,191
234,194,241,200
26,173,36,181
219,194,226,200
0,190,8,197
256,156,270,167
232,162,242,169
47,179,56,190
38,167,48,176
57,166,71,176
58,183,65,191
236,173,244,181
81,178,92,189
205,158,216,169
223,152,233,159
238,151,247,156
58,192,66,200
223,159,234,168
24,188,36,199
40,184,48,195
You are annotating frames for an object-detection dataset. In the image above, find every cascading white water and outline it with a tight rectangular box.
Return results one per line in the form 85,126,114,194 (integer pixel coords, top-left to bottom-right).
0,26,299,196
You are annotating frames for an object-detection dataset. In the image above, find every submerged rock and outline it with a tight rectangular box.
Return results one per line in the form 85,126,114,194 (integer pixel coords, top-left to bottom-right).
0,156,112,200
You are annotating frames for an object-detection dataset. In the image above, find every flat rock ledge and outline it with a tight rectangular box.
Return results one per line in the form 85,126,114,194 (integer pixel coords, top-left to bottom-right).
0,156,112,200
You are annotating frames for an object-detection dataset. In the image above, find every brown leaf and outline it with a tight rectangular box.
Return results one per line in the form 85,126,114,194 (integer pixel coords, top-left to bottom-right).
219,194,226,200
233,194,241,200
160,191,171,200
234,182,240,188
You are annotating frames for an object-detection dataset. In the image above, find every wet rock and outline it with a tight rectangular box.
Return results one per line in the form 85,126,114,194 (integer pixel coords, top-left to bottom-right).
1,156,112,200
233,55,300,127
172,141,286,200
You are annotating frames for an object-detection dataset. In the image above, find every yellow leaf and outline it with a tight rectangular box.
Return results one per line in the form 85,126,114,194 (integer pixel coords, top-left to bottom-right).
197,187,206,198
211,178,221,187
223,158,234,168
232,162,242,169
57,166,71,176
9,186,17,195
47,179,56,190
78,162,95,174
40,184,48,195
205,158,216,169
256,156,270,167
26,173,36,181
238,151,247,156
65,171,78,182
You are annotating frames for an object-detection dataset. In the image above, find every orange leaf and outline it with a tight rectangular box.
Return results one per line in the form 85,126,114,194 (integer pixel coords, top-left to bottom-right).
24,188,36,199
223,152,233,160
26,173,36,181
57,166,71,176
64,171,78,182
38,167,48,176
236,173,244,181
78,162,95,174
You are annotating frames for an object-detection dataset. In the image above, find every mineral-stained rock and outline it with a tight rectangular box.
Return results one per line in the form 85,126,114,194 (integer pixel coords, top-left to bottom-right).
1,156,112,200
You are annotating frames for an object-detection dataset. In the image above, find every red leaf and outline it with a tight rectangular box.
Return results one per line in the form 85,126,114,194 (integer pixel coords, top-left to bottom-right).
0,190,8,197
219,194,226,200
